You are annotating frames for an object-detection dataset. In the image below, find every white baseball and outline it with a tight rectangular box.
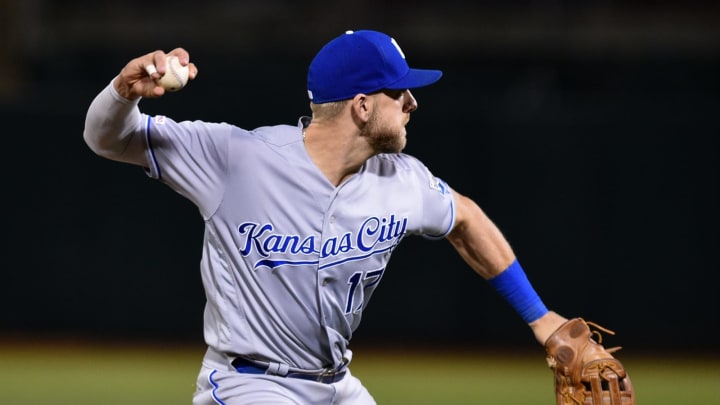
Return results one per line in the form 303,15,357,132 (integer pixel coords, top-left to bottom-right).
157,56,189,92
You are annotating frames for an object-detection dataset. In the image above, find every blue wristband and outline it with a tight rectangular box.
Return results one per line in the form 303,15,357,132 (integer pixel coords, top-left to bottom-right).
488,259,548,323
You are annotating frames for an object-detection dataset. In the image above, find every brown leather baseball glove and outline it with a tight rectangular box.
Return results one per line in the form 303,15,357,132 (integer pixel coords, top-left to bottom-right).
544,318,635,405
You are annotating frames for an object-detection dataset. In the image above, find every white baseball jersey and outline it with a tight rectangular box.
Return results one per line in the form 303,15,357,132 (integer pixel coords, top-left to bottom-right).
111,103,456,371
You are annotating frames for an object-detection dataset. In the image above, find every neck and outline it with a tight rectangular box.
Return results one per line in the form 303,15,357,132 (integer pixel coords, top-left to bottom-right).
303,122,373,187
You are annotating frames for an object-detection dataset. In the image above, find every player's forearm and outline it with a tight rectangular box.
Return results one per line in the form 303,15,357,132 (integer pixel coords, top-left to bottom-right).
83,77,143,162
450,192,557,333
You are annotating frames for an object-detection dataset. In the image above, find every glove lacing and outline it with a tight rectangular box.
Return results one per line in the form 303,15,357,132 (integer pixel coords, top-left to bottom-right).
585,320,622,354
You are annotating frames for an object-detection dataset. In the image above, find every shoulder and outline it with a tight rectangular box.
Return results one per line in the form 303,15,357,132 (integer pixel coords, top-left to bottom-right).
233,124,302,146
371,153,451,195
367,152,430,175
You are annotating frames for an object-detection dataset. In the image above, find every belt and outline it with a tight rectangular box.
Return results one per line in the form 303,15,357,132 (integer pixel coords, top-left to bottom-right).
231,357,347,384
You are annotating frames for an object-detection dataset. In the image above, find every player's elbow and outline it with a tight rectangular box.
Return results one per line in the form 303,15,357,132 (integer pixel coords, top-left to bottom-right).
83,130,135,167
83,128,101,154
83,127,115,158
82,113,133,161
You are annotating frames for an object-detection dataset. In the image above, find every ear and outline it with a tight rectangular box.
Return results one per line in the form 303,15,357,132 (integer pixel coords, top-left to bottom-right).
350,93,371,124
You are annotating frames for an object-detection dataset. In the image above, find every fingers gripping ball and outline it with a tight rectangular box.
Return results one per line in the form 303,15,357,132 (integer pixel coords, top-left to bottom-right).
148,56,189,92
544,318,636,405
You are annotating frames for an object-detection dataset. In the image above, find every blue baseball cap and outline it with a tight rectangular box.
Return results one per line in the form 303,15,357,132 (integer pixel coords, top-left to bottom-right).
307,30,443,104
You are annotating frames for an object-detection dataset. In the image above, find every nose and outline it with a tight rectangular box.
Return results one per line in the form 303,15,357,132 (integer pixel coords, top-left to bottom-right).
404,90,418,113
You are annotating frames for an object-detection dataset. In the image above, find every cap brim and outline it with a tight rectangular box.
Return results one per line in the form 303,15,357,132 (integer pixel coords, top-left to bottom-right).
386,68,443,91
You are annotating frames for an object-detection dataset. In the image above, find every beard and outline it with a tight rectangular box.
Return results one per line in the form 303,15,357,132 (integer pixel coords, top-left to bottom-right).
362,108,408,153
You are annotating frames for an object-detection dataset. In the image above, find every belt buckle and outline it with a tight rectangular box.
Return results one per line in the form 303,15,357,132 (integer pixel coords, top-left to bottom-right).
319,367,346,383
317,368,335,383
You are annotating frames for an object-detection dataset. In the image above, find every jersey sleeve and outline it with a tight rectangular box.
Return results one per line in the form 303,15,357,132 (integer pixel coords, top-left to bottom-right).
395,154,456,239
141,114,234,219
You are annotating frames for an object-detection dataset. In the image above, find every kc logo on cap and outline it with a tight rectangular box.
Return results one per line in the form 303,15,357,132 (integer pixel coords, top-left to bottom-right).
307,30,443,104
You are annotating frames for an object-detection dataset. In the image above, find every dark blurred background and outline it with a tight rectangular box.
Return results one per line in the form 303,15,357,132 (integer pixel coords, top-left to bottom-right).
1,0,718,353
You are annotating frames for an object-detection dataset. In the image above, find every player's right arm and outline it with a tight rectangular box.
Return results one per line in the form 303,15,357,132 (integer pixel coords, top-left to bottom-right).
83,48,196,166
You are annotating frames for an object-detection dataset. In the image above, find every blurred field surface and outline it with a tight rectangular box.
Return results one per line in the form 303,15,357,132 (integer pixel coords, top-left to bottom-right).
0,339,718,404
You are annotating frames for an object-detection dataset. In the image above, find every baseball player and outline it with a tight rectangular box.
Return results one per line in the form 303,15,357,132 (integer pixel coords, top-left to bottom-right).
83,30,634,405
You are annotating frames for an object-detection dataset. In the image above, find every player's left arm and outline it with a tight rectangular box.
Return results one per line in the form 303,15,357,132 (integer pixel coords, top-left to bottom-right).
446,189,567,344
